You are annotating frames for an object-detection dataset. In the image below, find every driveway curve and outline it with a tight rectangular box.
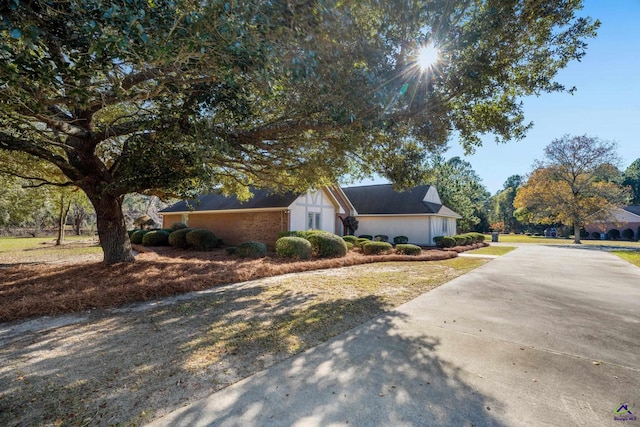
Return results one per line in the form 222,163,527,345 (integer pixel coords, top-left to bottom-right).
149,245,640,427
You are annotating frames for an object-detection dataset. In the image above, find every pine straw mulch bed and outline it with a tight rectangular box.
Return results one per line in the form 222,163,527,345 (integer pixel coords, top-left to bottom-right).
0,244,484,323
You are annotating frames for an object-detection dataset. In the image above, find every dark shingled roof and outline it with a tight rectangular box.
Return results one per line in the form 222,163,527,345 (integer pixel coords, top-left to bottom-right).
624,205,640,216
342,184,460,217
160,188,299,213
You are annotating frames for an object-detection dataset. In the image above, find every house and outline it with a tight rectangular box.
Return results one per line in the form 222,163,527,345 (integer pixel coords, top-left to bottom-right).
161,186,353,247
160,183,460,246
341,184,460,246
583,205,640,239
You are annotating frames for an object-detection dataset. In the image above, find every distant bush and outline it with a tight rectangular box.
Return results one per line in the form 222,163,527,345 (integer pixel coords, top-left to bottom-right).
168,228,192,249
590,231,601,240
622,228,635,240
395,244,421,255
342,235,358,244
142,230,170,246
186,229,220,251
170,222,189,231
275,237,312,259
236,241,267,258
362,241,393,255
358,234,373,240
356,237,371,248
607,229,621,240
393,235,409,244
130,229,149,244
374,234,389,242
307,232,348,258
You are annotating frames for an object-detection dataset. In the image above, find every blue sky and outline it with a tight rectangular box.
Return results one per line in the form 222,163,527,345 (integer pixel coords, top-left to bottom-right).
364,0,640,194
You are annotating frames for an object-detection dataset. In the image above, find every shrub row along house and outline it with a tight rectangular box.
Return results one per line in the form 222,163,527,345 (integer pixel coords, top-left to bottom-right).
160,184,460,247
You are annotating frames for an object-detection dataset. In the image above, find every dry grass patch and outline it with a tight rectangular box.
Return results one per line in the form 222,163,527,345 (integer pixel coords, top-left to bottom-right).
0,246,457,322
0,257,486,426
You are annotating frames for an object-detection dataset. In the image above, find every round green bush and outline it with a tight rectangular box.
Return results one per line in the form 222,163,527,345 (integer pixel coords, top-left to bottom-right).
236,241,267,258
374,234,389,242
276,236,312,259
345,242,355,251
342,235,358,244
170,222,189,231
467,232,485,243
356,237,371,248
278,230,310,239
142,230,170,246
442,236,456,248
358,234,373,240
127,229,138,237
362,241,393,255
186,228,220,251
453,235,470,246
393,235,409,244
307,232,348,258
225,246,237,255
130,229,149,244
168,228,192,249
590,231,601,240
433,236,445,248
395,244,421,255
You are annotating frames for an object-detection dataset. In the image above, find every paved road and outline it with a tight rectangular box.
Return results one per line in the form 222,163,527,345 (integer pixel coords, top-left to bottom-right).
148,245,640,426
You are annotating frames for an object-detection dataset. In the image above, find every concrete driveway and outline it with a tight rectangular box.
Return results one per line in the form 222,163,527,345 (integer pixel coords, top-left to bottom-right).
148,245,640,427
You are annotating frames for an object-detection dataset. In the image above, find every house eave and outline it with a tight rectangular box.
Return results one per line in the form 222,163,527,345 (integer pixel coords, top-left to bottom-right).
161,207,288,215
356,213,462,219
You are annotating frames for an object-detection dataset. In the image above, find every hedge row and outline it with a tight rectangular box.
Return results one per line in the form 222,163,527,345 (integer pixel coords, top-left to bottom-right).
434,232,485,248
129,227,222,251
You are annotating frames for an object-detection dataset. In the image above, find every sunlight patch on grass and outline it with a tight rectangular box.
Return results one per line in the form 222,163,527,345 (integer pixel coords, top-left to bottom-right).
468,246,517,256
612,251,640,268
490,234,640,248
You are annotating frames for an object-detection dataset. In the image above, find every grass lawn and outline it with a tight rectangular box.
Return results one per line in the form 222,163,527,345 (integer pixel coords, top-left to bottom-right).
468,245,517,256
611,250,640,268
490,233,640,248
0,235,102,263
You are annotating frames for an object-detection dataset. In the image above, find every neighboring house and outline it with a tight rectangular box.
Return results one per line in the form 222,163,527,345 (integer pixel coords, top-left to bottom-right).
160,186,352,247
160,183,460,247
584,205,640,239
342,184,460,246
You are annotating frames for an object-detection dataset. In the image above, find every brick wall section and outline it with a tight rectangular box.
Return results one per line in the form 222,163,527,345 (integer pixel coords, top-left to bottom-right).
171,211,289,247
162,214,183,228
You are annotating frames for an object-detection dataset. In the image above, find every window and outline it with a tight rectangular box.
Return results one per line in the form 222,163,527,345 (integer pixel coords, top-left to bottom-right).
307,212,321,230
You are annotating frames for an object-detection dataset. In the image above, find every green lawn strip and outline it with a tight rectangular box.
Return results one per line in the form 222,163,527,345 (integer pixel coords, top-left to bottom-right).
467,246,516,256
490,234,640,247
0,236,101,261
611,251,640,268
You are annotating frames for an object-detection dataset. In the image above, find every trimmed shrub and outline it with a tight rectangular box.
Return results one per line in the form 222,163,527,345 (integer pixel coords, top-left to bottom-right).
453,235,470,246
342,235,358,244
622,228,635,240
362,241,393,255
590,231,601,240
186,228,220,251
356,237,371,248
358,234,373,240
278,230,310,239
442,236,456,248
307,232,348,258
236,241,267,258
374,234,389,242
130,229,149,244
433,236,445,248
395,244,421,255
275,236,312,259
142,230,170,246
225,246,237,255
127,229,138,237
168,228,192,249
345,242,355,251
607,229,621,240
467,232,485,243
170,222,188,231
393,235,409,244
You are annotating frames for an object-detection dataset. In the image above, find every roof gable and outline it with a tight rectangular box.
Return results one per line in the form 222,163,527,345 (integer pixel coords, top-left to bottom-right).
341,184,460,217
161,188,299,213
623,205,640,217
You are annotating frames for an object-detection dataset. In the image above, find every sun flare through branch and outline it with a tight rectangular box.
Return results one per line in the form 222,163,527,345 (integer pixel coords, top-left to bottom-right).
416,43,440,72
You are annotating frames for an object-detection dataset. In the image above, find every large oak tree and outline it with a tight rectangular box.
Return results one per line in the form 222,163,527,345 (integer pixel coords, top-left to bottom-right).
514,135,631,243
0,0,599,263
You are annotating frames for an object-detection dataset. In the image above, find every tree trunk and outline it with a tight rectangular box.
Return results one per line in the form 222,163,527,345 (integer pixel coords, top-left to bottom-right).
573,221,581,244
92,194,135,264
55,195,71,246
